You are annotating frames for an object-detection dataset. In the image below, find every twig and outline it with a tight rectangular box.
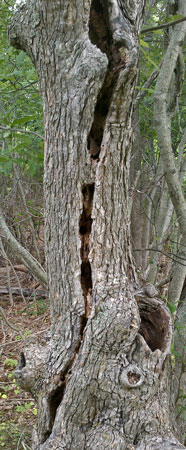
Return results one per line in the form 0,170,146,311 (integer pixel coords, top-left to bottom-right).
0,239,14,307
156,276,172,289
21,442,32,450
0,125,43,140
0,321,6,359
0,206,47,288
129,170,141,217
0,328,49,346
141,16,186,34
0,247,27,305
14,164,41,263
134,247,186,266
135,69,159,108
0,306,25,340
0,287,47,297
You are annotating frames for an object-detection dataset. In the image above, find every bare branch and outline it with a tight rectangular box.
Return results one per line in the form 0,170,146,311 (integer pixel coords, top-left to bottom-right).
142,16,186,34
135,69,159,108
134,247,186,266
0,306,25,340
156,276,172,289
0,125,43,140
0,207,47,288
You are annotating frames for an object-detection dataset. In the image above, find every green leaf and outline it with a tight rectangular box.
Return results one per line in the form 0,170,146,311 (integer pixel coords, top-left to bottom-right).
140,39,149,48
168,302,177,314
3,131,11,138
12,115,37,126
16,51,25,65
16,405,25,413
176,320,183,331
2,161,13,174
0,156,8,162
141,47,159,69
24,402,32,410
29,161,38,176
11,69,22,78
14,389,20,395
3,358,17,367
167,14,184,22
152,30,162,35
8,373,14,378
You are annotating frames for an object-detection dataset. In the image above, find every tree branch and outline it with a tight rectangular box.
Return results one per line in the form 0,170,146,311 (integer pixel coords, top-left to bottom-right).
141,16,186,34
134,69,159,108
0,125,43,140
0,207,47,288
0,306,25,340
134,247,186,266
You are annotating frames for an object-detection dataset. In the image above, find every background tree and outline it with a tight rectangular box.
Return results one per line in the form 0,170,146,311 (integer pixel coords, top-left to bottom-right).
130,1,186,438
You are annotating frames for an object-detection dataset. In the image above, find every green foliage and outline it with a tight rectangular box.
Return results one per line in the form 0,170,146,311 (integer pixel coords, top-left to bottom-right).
0,1,43,180
140,39,149,48
0,421,20,448
176,390,186,421
167,14,184,22
167,302,177,315
0,354,37,448
3,358,17,368
0,418,32,449
137,0,186,176
21,298,47,317
16,401,37,416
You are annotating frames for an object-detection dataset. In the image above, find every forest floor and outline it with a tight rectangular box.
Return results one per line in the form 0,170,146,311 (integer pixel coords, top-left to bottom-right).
0,265,49,450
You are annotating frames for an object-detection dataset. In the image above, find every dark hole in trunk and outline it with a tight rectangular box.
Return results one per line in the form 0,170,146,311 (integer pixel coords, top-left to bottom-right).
79,184,94,316
139,305,170,352
88,0,121,159
17,352,26,369
81,261,92,297
49,386,64,425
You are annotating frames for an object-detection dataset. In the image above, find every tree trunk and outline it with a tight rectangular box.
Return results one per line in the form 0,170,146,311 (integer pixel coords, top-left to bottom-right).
9,1,185,449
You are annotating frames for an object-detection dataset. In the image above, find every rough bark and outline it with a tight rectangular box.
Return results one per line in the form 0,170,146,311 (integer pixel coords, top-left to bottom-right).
172,299,186,444
9,1,185,449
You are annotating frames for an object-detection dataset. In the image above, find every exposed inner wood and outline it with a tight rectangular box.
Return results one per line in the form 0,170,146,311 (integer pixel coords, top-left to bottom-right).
88,0,125,159
79,184,94,318
47,181,96,435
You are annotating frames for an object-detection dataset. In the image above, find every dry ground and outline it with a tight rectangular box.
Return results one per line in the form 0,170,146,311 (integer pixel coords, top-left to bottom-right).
0,266,49,450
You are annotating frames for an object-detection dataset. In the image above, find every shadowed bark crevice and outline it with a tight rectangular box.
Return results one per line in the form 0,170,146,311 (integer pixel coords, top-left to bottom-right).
88,0,128,160
48,386,64,432
18,352,26,369
80,184,94,318
89,0,111,57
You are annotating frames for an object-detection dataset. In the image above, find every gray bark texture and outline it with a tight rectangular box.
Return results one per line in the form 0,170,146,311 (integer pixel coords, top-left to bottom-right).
9,1,185,449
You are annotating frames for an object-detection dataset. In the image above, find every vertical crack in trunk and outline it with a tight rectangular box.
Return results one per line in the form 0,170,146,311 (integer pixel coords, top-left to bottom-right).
46,1,134,442
88,0,127,160
79,184,94,319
